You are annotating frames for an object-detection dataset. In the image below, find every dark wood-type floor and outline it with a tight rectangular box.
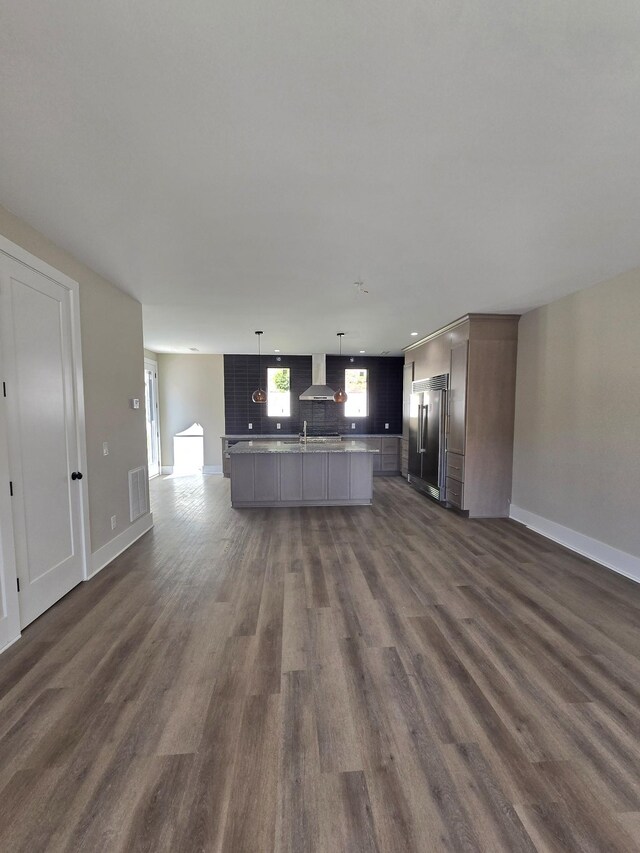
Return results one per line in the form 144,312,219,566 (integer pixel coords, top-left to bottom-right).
0,475,639,852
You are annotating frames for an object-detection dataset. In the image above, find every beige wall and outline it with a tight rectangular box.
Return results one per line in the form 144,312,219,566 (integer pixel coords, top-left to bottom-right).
158,354,225,470
512,268,640,559
0,204,149,552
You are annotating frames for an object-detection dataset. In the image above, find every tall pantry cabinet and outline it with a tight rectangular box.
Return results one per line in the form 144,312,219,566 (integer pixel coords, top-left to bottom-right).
403,314,519,518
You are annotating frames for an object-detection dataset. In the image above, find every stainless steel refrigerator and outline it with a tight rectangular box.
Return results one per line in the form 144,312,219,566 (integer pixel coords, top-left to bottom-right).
408,378,447,501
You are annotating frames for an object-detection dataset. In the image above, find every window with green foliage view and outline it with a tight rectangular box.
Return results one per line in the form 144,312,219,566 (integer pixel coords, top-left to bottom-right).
344,368,368,417
267,367,291,417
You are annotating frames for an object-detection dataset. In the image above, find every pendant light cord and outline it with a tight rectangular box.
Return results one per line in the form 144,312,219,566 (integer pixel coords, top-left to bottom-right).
252,331,267,403
334,333,348,404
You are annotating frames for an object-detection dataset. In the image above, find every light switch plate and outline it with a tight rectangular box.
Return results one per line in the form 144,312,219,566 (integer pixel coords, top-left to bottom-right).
103,442,109,456
130,398,140,409
248,423,253,429
385,423,389,429
276,423,281,429
351,423,355,429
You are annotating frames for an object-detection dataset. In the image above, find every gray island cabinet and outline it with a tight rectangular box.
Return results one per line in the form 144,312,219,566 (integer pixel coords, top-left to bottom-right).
228,440,378,507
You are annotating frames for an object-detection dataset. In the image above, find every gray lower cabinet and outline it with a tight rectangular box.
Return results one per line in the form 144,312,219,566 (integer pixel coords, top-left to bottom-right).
327,454,350,500
280,454,302,500
230,451,374,506
254,455,279,502
222,435,299,477
381,436,398,454
381,453,400,472
225,436,401,478
349,454,373,500
302,455,327,500
347,436,401,475
230,454,255,503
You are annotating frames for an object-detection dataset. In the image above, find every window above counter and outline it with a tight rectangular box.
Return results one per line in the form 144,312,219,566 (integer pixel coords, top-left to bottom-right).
344,368,368,417
267,366,290,417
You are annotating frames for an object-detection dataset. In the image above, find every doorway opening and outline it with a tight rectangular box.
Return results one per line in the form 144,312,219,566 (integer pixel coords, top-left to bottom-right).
144,359,161,478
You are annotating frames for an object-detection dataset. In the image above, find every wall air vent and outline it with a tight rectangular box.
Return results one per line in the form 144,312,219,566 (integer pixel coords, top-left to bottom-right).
129,466,149,522
412,373,449,393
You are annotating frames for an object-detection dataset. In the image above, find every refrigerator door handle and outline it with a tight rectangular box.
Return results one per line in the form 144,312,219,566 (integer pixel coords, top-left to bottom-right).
418,404,426,453
437,390,447,483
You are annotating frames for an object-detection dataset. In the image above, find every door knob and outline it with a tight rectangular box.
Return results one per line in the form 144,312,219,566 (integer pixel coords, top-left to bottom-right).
71,471,83,480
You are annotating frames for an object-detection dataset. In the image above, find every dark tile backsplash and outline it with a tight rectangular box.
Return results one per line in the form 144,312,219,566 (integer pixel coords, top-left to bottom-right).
224,354,403,436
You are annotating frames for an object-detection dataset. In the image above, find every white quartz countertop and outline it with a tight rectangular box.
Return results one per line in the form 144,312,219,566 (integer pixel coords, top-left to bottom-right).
227,440,380,454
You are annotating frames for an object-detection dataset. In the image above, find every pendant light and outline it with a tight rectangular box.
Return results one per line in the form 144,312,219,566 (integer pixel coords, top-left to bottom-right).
333,333,348,404
251,331,267,403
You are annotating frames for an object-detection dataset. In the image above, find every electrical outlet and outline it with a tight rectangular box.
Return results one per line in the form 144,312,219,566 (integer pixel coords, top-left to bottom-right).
248,422,253,430
351,423,356,429
103,441,109,456
385,423,389,430
276,423,281,429
111,515,117,530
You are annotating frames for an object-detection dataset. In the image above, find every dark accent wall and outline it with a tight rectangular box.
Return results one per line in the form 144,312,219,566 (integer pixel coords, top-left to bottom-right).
224,354,403,436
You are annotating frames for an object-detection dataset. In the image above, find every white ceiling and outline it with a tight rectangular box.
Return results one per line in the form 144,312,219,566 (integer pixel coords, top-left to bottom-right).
1,2,639,355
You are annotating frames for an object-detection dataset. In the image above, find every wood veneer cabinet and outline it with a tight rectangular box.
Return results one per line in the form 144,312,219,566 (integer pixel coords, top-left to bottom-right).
401,362,414,477
404,314,519,518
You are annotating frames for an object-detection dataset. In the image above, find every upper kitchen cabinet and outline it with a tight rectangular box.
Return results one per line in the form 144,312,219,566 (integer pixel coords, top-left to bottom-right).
404,314,519,518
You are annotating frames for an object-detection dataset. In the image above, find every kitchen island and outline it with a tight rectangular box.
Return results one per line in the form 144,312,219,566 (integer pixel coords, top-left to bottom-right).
227,439,379,507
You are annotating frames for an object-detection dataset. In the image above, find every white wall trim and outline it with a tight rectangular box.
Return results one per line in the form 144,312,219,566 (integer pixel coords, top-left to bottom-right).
144,356,161,476
0,362,21,649
0,633,22,656
68,271,93,579
0,235,91,647
0,235,78,289
88,512,153,579
510,504,640,585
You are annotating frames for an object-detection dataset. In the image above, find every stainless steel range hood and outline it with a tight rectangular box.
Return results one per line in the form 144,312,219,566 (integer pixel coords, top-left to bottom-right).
299,354,336,401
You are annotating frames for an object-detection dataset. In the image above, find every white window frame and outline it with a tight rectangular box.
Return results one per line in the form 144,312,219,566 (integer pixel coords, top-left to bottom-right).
344,368,368,417
144,357,161,478
267,366,291,417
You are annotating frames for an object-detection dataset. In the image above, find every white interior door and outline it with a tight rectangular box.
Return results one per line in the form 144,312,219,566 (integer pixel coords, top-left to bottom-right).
144,359,160,477
0,256,85,628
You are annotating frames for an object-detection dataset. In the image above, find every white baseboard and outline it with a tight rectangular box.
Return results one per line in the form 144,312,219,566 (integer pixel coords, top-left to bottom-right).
0,633,22,656
509,504,640,585
87,512,154,579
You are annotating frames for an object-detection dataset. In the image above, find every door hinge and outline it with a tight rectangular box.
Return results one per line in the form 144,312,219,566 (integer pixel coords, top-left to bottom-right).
9,481,13,497
16,578,20,592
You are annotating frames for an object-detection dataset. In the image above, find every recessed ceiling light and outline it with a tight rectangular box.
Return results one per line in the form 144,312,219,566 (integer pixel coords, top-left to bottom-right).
359,350,365,353
274,349,280,352
410,331,419,336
